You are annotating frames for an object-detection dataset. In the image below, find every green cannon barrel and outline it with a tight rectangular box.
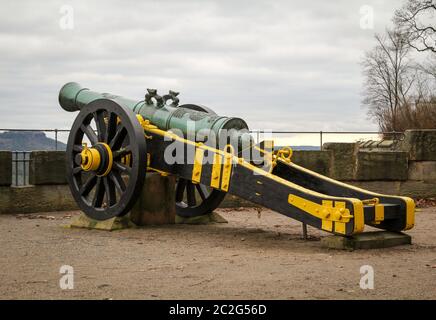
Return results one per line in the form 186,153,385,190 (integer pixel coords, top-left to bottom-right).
59,82,253,151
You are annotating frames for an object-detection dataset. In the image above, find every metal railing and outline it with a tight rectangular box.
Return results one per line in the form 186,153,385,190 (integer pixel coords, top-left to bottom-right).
11,151,31,186
1,128,404,186
0,128,404,151
250,130,404,149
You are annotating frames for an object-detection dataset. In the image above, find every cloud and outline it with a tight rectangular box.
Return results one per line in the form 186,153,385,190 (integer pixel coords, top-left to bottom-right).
0,0,401,137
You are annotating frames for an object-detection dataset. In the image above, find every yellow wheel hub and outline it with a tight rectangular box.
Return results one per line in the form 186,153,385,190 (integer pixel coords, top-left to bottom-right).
81,144,101,171
80,143,113,176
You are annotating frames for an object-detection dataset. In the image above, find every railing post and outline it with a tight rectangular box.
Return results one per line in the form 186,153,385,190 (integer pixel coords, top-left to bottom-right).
22,151,26,186
320,131,323,150
14,151,18,186
55,129,58,151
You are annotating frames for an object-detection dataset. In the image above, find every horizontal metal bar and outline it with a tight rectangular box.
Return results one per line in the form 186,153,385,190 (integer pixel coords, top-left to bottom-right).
0,129,70,132
249,131,401,134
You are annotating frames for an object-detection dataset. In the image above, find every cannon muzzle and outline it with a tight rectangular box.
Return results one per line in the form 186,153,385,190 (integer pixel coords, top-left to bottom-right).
59,82,85,112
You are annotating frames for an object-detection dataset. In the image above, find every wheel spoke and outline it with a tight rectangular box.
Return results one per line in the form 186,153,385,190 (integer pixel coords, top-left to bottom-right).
196,184,207,201
79,173,97,197
109,125,127,150
186,182,196,207
113,146,132,159
176,179,187,202
93,111,107,142
113,161,132,174
105,112,118,143
80,124,98,145
110,171,126,193
104,176,117,207
92,177,105,208
72,166,82,175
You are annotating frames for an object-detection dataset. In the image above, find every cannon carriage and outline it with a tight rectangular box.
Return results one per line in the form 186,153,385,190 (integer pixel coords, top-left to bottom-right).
59,82,415,236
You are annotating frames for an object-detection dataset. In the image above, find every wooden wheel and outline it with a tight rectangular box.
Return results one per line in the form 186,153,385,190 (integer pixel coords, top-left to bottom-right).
66,99,147,220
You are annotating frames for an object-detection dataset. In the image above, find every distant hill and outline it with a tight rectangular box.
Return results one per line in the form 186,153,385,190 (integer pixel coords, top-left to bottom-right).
0,131,66,151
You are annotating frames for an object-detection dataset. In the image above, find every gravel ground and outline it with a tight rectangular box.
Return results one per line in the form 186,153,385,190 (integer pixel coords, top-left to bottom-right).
0,207,435,300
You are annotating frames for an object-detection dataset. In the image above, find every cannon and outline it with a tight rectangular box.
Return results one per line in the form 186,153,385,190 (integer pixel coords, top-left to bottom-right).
59,82,415,236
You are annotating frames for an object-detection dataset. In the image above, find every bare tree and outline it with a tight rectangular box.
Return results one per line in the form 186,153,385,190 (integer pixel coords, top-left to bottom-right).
362,30,416,131
394,0,436,53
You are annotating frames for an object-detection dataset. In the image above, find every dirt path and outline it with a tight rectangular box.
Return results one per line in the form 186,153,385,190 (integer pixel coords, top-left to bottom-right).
0,207,435,299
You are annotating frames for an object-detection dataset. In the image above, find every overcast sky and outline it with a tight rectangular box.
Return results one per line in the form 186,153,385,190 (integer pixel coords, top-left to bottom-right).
0,0,402,135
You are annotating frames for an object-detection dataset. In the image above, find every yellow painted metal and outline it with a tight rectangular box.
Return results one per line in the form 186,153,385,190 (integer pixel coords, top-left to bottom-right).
98,143,113,177
211,152,222,189
362,198,380,205
402,197,415,230
285,160,414,232
148,167,170,176
335,222,346,234
262,140,274,150
321,200,334,232
278,146,293,162
247,140,274,173
121,153,131,167
322,220,333,232
373,204,385,224
351,200,365,233
288,194,353,223
192,147,204,184
220,145,233,192
80,143,101,172
146,153,170,176
334,201,347,234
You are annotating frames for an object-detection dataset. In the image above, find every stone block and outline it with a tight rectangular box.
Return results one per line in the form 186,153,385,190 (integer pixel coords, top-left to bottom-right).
175,212,228,224
356,151,408,181
0,151,12,186
323,143,358,180
343,180,436,198
408,161,436,181
377,140,395,148
29,151,67,185
69,213,134,231
0,185,77,214
291,150,332,176
130,173,176,225
399,180,436,198
321,231,411,250
401,130,436,161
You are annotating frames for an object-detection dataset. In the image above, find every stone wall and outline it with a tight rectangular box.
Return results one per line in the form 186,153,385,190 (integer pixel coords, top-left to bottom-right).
0,129,435,214
29,151,67,185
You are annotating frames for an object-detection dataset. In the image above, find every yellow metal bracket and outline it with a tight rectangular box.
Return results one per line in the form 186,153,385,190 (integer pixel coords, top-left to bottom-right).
136,115,155,139
272,146,293,169
211,152,222,189
362,198,384,225
220,145,234,192
192,146,204,184
288,194,353,234
288,195,353,222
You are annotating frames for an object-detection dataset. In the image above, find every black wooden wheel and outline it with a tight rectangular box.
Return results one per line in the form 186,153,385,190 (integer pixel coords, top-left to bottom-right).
66,99,147,220
175,179,227,217
175,103,226,218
